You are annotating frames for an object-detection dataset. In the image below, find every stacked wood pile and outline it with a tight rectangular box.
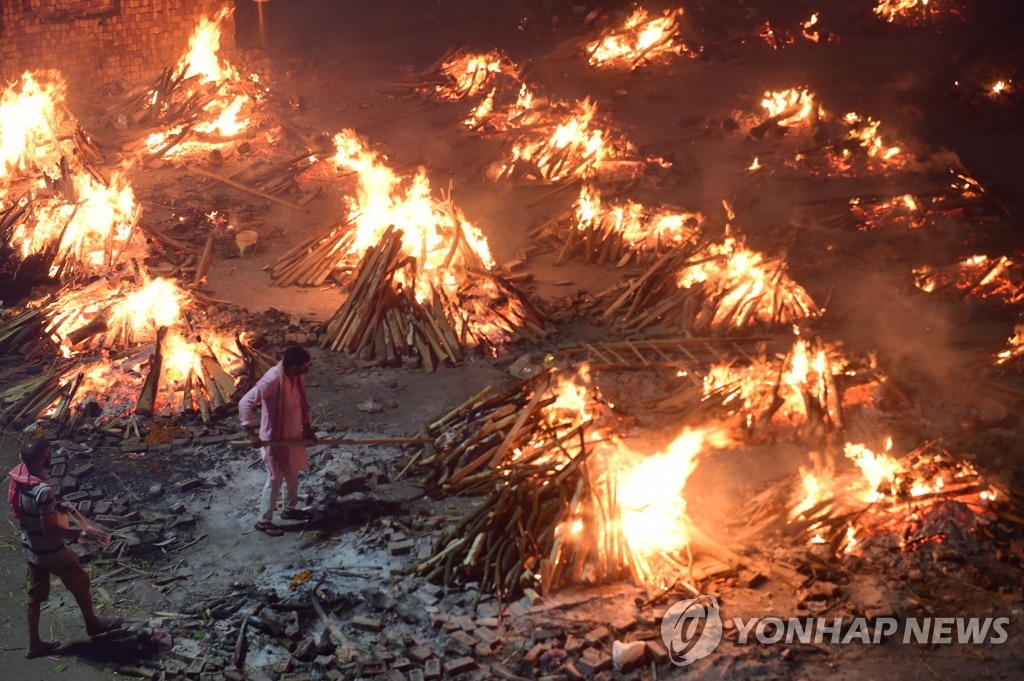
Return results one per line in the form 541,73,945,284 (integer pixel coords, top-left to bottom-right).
418,387,743,596
0,300,59,357
321,226,546,370
599,240,818,334
272,215,357,287
420,371,576,493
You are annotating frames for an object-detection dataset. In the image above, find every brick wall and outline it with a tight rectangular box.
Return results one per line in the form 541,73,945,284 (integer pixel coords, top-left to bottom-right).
0,0,236,90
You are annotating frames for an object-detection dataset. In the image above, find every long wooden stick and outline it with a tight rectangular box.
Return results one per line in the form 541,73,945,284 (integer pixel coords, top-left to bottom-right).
230,437,431,448
188,167,305,212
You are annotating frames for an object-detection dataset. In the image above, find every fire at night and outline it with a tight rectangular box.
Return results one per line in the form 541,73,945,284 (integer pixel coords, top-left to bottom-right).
1,1,1023,679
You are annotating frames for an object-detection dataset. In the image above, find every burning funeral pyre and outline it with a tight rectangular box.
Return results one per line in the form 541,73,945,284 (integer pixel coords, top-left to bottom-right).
531,185,704,266
0,10,287,434
109,8,264,162
583,7,697,70
272,129,546,369
743,439,1010,568
418,365,742,596
408,47,666,184
873,0,968,26
598,230,819,334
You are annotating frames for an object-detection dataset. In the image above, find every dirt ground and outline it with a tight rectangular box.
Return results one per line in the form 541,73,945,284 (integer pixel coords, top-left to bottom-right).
4,0,1024,678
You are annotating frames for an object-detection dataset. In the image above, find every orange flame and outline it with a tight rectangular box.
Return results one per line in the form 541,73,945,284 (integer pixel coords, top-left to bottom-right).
573,184,703,252
331,129,494,302
586,8,690,68
0,70,68,181
436,50,517,100
761,88,819,127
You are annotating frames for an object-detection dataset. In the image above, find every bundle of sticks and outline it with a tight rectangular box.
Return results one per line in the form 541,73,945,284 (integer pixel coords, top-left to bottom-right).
600,243,818,334
420,371,577,494
272,215,357,287
320,226,545,370
0,302,59,357
0,367,80,429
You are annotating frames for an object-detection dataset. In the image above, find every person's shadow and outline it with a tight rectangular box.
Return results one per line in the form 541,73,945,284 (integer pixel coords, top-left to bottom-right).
51,629,162,666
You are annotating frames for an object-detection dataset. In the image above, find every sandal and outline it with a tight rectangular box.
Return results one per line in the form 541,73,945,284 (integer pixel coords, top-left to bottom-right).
25,640,61,659
255,521,284,536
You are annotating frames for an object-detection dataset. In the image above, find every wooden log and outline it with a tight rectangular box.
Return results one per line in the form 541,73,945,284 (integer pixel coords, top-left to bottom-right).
188,167,306,212
135,327,167,417
192,234,215,288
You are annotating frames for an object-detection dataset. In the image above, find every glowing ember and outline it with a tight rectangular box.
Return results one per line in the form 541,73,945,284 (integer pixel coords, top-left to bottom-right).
843,113,902,162
996,325,1024,366
913,254,1024,303
585,8,692,69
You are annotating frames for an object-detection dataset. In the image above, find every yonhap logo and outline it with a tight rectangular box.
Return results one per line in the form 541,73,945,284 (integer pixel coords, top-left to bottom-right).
661,594,724,666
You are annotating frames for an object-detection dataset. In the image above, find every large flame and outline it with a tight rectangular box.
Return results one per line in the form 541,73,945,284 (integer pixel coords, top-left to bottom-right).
330,129,494,301
176,7,238,84
0,71,68,181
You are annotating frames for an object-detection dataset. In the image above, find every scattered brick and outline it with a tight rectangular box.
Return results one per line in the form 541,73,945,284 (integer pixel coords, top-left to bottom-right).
175,478,203,493
445,657,477,675
646,639,669,664
351,616,384,632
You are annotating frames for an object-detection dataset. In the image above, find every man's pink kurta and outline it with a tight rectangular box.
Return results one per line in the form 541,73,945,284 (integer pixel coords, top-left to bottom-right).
238,363,310,480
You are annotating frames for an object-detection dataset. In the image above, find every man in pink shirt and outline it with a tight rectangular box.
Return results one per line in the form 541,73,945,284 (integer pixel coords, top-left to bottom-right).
239,346,317,536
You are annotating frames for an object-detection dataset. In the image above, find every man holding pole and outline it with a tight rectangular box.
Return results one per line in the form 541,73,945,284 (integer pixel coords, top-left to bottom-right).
8,437,121,658
239,346,317,537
